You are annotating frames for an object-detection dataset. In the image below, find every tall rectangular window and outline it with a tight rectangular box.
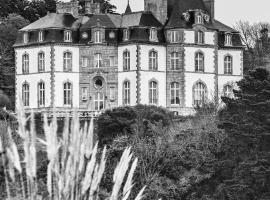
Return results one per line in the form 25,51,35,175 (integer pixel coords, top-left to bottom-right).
94,92,104,111
81,87,88,101
63,52,72,71
94,31,102,43
64,30,72,42
123,81,130,106
38,82,45,107
171,82,180,105
109,86,116,101
149,81,158,105
22,54,29,74
170,30,180,43
38,52,45,72
149,51,158,71
94,53,102,68
171,52,180,70
123,51,130,71
38,31,44,42
22,83,29,106
109,56,116,67
23,32,29,44
82,57,88,68
64,82,72,106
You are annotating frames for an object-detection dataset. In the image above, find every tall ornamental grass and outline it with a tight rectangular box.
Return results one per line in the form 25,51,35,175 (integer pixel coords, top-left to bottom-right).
0,101,145,200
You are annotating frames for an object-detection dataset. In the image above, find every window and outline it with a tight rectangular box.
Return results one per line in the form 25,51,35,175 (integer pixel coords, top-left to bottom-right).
196,31,204,44
22,54,29,74
94,78,103,89
195,52,204,72
225,33,232,46
22,83,29,107
94,53,102,68
38,31,44,42
171,52,180,70
170,82,180,105
123,29,129,41
94,30,102,43
196,14,203,24
23,32,29,44
123,50,130,71
149,81,158,105
150,28,157,41
38,52,45,72
64,30,72,42
82,57,88,68
224,85,233,97
38,82,45,107
94,92,104,111
123,81,130,106
149,51,158,71
109,56,116,67
224,56,233,74
63,82,72,106
193,82,207,106
109,86,116,100
81,87,88,101
63,52,72,71
170,30,180,43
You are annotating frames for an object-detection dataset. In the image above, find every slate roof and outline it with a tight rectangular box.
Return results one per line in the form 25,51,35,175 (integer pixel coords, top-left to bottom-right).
20,13,76,31
80,14,117,29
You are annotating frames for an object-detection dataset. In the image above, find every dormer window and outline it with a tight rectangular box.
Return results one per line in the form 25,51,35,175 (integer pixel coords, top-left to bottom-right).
38,31,44,42
149,28,158,42
23,32,29,44
170,30,180,43
94,30,102,43
196,14,203,24
225,33,232,46
64,30,72,42
123,29,129,41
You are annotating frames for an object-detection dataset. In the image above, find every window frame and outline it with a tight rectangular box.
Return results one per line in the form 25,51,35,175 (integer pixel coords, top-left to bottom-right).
81,87,88,101
224,55,233,74
22,53,29,74
193,82,207,106
64,30,72,42
63,82,72,106
63,51,72,72
123,81,130,106
195,52,204,72
22,82,30,107
196,14,203,24
196,30,204,44
38,52,45,72
94,30,102,44
149,81,158,105
94,92,104,111
23,32,29,44
170,82,180,106
38,30,44,42
123,50,130,71
94,53,102,68
38,81,45,107
123,29,130,41
170,30,180,43
223,84,233,97
225,33,232,46
81,56,89,68
149,50,158,71
149,28,157,41
170,52,180,70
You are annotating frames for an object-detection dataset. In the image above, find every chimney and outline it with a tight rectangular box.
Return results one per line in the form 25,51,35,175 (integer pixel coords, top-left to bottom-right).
144,0,167,25
85,0,101,15
56,1,79,18
202,0,215,19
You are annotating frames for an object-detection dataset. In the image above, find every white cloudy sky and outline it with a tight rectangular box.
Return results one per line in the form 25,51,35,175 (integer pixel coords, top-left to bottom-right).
110,0,270,27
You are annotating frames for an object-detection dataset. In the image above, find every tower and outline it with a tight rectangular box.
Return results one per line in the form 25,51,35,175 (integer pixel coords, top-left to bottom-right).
202,0,215,19
85,0,101,15
144,0,167,25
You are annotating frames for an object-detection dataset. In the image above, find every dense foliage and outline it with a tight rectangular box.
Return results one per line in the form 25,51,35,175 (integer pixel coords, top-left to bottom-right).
96,105,173,145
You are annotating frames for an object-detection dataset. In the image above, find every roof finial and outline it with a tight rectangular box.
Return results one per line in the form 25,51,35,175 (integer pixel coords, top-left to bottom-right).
125,0,132,14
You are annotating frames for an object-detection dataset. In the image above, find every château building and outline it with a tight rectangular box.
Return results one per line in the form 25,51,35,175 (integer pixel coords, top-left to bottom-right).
14,0,244,116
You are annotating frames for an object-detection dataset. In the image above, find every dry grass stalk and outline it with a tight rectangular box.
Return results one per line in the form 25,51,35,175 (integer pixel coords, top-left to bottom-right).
1,100,145,199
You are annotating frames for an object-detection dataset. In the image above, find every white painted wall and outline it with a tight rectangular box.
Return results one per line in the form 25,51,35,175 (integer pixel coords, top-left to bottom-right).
184,30,215,45
16,73,51,108
218,49,243,75
184,73,216,107
140,72,166,107
16,46,51,74
184,47,215,73
118,45,137,71
139,44,166,71
205,32,215,45
118,72,137,106
184,30,195,43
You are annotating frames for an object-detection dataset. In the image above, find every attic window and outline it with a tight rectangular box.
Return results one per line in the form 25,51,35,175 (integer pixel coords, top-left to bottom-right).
225,33,232,46
38,31,44,42
23,32,29,44
123,29,129,41
64,30,72,42
94,30,102,43
196,14,203,25
149,28,158,42
170,30,180,43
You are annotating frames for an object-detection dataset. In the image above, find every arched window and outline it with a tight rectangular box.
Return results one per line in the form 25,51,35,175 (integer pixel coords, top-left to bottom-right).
149,51,158,71
193,82,207,106
63,82,72,106
22,54,29,74
64,30,72,42
149,81,158,105
22,83,29,106
225,33,232,46
170,82,180,105
94,30,102,43
63,52,72,71
224,56,233,74
94,92,104,111
149,28,157,41
94,53,102,68
38,52,45,72
196,14,203,24
171,52,179,70
123,81,130,106
38,82,45,107
123,50,130,71
195,52,204,72
224,85,233,97
196,31,204,44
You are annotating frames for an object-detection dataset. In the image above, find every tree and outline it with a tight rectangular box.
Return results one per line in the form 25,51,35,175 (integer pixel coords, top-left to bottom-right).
234,21,270,72
216,68,270,200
